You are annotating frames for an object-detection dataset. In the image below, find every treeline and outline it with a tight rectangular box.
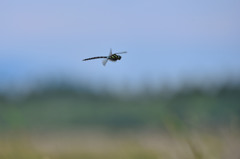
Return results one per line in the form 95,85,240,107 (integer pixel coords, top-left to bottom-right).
0,81,240,130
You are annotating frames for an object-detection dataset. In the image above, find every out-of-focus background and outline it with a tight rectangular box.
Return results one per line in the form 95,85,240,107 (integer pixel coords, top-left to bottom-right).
1,1,240,159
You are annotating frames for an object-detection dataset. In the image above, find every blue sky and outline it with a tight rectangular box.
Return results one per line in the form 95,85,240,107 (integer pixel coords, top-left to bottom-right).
0,0,240,93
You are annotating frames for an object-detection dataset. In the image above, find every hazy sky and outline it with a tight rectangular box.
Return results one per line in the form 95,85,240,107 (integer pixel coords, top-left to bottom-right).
1,0,240,93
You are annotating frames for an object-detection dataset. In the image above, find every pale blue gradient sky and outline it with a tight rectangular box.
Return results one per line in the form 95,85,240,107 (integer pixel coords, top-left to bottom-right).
0,0,240,93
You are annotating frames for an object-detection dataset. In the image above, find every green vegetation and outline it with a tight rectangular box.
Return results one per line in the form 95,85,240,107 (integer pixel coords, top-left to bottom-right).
0,82,239,131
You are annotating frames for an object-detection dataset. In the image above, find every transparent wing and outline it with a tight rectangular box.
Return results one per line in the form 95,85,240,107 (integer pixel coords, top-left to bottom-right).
102,58,108,66
115,51,127,55
109,48,112,56
102,49,112,66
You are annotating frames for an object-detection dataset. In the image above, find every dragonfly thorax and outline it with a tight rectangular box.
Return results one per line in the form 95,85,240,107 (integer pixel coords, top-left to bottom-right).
109,54,121,61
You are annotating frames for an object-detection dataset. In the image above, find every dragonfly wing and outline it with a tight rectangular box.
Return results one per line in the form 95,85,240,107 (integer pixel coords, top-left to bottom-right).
115,51,127,55
109,48,112,56
102,58,108,66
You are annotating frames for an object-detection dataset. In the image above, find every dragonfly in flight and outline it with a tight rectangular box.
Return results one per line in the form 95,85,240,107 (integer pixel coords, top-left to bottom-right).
83,49,127,66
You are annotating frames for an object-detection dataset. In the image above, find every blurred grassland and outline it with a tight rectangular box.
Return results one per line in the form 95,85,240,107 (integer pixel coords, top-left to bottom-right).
0,129,240,159
0,81,240,158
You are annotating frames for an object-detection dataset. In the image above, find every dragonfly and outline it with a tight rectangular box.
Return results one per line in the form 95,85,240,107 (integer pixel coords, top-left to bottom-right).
83,49,127,66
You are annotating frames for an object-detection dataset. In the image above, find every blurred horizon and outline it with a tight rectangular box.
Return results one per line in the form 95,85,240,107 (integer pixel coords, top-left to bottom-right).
1,79,239,131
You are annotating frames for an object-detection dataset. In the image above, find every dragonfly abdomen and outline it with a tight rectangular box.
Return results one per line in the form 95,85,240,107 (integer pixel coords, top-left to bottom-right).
82,56,108,61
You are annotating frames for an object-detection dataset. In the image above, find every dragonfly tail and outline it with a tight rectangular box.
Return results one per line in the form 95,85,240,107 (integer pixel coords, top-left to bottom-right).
83,56,108,61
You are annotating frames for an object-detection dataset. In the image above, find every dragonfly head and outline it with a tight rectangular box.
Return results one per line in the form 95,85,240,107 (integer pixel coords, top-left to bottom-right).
118,55,121,60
